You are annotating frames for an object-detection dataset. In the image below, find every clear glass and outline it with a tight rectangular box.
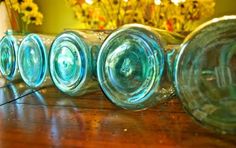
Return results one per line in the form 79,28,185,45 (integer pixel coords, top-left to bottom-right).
18,34,54,88
0,30,24,81
97,24,183,110
174,16,236,134
49,30,109,96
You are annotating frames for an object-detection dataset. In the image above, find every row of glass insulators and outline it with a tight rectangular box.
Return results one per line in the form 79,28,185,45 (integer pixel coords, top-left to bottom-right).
0,15,236,134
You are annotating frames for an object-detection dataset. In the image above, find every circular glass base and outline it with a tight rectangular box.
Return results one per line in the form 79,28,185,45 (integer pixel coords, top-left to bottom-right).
175,16,236,134
0,35,17,81
18,34,47,88
97,25,165,110
49,31,88,96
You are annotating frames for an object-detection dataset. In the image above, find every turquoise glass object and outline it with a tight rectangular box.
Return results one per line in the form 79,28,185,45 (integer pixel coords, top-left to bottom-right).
0,31,23,81
49,30,108,96
97,24,183,110
175,16,236,134
18,34,54,88
0,83,19,105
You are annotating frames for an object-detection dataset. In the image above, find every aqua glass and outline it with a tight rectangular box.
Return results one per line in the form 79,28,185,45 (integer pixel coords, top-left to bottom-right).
174,16,236,134
0,83,19,104
18,34,54,88
49,30,108,96
0,31,23,81
97,24,183,110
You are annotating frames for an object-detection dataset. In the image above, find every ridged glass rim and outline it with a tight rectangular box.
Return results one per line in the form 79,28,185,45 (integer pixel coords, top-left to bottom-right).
0,35,18,81
49,31,88,96
97,24,165,110
174,15,236,133
18,33,47,88
175,15,236,103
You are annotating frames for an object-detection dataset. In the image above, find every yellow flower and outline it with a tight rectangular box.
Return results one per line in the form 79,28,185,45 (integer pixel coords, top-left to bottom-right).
22,11,43,25
9,0,21,12
22,0,33,2
6,0,43,26
67,0,215,32
7,0,34,12
20,1,38,14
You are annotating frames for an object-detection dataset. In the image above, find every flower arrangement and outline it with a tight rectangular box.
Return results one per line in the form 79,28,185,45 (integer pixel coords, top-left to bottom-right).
3,0,43,33
67,0,215,33
5,0,43,25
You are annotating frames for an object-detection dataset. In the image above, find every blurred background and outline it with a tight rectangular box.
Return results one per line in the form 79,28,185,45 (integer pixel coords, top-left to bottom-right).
1,0,236,35
32,0,236,34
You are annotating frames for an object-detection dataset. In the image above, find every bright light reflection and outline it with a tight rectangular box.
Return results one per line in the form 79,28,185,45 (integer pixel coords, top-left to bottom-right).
154,0,161,5
85,0,93,5
171,0,186,5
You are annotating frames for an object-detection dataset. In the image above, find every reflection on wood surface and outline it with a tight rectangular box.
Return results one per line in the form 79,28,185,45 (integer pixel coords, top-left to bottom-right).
0,81,37,106
0,85,235,147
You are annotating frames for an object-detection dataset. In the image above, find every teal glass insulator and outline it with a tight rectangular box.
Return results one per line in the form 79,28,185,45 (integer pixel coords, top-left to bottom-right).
49,30,108,96
18,34,54,88
0,31,23,81
97,24,183,110
174,16,236,134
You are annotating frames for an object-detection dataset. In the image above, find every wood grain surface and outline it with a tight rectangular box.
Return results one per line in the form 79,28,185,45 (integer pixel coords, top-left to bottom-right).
0,85,235,147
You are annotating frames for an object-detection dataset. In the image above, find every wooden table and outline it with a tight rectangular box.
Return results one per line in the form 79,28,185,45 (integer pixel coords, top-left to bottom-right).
0,84,235,147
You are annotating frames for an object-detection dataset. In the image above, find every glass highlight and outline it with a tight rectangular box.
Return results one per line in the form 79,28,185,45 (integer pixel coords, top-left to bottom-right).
174,16,236,134
97,24,183,110
18,34,54,88
49,30,108,96
0,31,23,81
